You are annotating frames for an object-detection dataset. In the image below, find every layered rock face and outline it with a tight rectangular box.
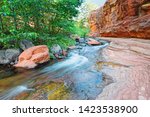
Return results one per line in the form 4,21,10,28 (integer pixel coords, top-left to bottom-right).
96,37,150,100
89,0,150,39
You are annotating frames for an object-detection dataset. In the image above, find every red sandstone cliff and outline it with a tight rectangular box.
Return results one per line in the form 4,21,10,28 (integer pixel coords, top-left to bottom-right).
89,0,150,39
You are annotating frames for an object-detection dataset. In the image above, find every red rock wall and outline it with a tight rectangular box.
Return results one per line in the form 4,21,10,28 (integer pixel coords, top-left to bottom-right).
89,0,150,39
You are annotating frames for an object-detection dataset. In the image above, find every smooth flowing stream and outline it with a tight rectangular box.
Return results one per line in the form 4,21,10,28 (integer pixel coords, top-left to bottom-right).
0,40,109,100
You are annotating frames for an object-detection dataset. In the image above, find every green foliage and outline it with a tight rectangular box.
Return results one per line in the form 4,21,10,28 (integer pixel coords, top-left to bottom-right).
0,0,84,50
71,22,90,37
0,32,75,49
47,35,75,49
0,0,81,33
0,32,38,49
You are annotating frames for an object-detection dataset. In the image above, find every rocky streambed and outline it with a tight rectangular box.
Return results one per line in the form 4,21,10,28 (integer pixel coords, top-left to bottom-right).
0,37,149,100
0,38,111,100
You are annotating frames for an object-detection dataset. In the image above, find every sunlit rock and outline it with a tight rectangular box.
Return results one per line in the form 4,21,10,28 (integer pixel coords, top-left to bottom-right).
14,45,50,69
89,0,150,39
96,37,150,100
87,38,101,45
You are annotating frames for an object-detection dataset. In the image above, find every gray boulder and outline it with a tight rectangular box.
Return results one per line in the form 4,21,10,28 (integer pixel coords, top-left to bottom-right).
51,44,62,54
0,49,20,65
19,39,34,50
79,38,85,43
0,50,9,64
75,38,85,43
50,44,67,59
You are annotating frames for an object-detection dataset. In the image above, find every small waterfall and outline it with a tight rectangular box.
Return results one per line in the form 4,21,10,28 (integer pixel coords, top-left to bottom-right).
38,53,89,78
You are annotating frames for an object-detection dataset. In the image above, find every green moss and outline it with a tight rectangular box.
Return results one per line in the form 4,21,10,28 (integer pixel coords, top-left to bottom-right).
43,82,70,100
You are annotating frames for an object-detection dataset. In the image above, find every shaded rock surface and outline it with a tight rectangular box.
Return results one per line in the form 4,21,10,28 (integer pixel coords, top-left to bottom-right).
51,44,67,59
0,39,34,65
0,49,20,65
15,45,50,69
96,37,150,100
19,39,34,50
89,0,150,39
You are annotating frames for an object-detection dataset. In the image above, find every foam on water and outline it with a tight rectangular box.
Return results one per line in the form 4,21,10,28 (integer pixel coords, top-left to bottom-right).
39,53,89,78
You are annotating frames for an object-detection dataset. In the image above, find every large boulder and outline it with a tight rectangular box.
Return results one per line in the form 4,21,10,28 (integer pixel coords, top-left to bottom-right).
89,0,150,39
0,49,20,65
19,39,34,50
14,45,50,69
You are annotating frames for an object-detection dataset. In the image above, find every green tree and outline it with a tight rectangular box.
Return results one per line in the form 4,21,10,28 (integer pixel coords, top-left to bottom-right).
73,1,98,37
0,0,82,49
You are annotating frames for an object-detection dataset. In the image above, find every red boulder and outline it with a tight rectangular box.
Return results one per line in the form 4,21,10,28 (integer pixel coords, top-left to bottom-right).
15,45,50,69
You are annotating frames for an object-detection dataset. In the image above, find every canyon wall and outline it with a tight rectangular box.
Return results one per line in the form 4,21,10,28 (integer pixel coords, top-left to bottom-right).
89,0,150,39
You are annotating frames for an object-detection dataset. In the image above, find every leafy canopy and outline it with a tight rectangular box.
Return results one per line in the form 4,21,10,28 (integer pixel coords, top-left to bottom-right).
0,0,83,49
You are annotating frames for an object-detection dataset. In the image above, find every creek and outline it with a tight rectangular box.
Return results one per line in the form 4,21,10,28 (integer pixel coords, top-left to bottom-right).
0,39,109,100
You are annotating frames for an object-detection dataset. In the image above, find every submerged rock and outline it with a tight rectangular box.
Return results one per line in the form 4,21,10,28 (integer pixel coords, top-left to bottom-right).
14,45,50,69
13,81,70,100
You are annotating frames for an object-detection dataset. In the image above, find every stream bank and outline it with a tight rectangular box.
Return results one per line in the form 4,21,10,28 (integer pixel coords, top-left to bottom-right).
96,37,150,100
1,37,149,100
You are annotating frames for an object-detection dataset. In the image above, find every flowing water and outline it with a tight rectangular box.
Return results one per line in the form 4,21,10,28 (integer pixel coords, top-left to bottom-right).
0,40,109,100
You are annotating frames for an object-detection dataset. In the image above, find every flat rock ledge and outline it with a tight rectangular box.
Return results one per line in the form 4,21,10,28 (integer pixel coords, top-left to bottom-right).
96,37,150,100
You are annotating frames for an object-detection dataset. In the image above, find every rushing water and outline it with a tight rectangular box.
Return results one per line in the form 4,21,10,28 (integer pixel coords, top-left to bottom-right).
0,39,109,100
